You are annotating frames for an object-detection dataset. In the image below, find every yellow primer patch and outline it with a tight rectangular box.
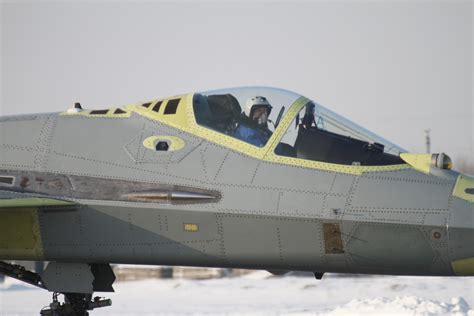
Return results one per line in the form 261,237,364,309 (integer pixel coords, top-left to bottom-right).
452,257,474,276
453,174,474,203
400,153,432,174
130,95,192,131
143,136,186,152
184,223,199,232
0,208,44,260
61,108,132,118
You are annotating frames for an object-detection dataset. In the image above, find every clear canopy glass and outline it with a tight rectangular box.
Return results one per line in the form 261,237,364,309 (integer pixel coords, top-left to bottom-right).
193,87,406,165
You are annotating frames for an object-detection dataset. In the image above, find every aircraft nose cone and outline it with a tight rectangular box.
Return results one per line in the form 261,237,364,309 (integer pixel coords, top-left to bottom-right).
448,174,474,276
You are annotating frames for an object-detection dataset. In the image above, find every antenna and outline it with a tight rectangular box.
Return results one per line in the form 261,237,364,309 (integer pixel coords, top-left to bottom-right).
424,129,431,153
67,102,83,113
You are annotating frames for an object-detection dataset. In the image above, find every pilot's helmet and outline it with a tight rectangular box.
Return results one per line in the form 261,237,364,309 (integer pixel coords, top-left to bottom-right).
244,96,272,125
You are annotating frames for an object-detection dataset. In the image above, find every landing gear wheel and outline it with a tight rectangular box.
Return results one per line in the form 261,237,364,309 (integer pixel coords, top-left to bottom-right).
1,261,113,316
40,292,111,316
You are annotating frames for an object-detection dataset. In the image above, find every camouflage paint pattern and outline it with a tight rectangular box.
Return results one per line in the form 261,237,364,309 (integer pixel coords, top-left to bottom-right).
0,91,473,278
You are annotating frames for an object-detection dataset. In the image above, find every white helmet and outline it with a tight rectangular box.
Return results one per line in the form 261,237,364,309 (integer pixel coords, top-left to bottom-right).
244,96,272,118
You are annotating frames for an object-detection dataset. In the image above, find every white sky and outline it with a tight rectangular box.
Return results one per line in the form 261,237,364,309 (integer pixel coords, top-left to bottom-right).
1,0,472,163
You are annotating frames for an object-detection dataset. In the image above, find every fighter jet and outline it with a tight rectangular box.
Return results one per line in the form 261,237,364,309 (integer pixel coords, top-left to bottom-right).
0,86,472,315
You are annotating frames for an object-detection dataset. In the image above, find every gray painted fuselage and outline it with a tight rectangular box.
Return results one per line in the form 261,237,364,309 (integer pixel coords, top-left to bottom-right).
0,110,472,277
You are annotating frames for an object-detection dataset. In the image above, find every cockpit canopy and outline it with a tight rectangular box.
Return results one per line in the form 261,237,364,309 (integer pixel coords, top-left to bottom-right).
193,87,405,166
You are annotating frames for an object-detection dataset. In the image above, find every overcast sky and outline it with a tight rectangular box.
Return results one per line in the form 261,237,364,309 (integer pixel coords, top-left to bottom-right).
1,1,472,163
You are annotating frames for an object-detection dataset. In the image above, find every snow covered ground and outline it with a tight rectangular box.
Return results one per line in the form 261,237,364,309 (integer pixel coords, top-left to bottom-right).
1,271,474,315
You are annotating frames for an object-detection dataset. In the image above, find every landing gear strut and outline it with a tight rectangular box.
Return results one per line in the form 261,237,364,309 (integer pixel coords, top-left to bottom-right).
0,261,45,289
0,261,113,316
40,292,112,316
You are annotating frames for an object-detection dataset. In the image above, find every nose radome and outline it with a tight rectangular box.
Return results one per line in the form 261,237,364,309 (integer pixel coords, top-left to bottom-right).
448,174,474,276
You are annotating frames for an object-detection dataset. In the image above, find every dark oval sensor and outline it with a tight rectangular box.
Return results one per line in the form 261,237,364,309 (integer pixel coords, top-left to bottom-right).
465,188,474,195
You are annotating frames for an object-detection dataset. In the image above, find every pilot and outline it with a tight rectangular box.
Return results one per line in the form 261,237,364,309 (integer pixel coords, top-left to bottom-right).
234,96,273,147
